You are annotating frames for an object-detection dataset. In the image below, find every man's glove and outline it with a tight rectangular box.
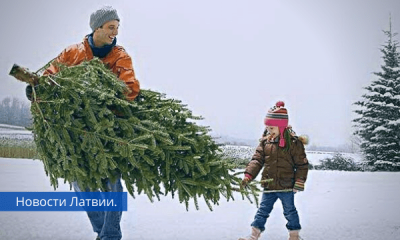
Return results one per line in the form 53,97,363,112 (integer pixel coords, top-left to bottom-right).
241,173,253,189
25,85,38,101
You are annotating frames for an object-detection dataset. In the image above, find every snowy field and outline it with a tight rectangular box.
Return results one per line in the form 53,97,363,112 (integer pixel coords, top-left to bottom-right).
0,124,33,140
1,158,399,240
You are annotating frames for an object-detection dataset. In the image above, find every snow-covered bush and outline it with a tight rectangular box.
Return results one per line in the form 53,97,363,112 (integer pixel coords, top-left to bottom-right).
315,153,361,171
220,145,254,168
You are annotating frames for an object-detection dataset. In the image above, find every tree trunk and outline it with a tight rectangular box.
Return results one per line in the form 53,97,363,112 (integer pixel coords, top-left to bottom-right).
9,64,39,85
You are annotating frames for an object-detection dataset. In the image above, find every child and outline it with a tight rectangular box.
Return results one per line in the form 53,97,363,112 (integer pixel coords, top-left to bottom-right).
239,101,309,240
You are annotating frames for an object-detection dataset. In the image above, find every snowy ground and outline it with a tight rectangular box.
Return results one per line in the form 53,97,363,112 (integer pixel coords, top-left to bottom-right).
1,158,399,240
0,124,33,140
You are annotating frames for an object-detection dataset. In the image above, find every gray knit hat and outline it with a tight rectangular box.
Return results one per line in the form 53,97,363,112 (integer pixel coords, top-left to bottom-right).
90,6,120,32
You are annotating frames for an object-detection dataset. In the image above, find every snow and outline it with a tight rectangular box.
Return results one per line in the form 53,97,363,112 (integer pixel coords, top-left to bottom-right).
0,130,32,135
1,158,399,240
372,85,392,91
0,124,27,130
0,124,33,140
364,92,379,97
383,92,393,97
388,119,400,125
373,126,390,133
0,127,30,133
375,160,400,166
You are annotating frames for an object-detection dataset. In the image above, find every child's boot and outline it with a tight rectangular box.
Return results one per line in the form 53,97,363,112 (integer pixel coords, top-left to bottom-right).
288,230,303,240
238,227,261,240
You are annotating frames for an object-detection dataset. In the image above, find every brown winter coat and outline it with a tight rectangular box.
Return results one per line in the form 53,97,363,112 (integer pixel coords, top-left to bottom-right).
245,135,309,190
44,36,140,101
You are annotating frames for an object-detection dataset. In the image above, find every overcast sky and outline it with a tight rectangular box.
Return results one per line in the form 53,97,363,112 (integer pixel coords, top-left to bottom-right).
1,0,400,147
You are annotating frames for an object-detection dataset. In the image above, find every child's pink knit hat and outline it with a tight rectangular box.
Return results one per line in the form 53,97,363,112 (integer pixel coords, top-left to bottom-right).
264,101,289,147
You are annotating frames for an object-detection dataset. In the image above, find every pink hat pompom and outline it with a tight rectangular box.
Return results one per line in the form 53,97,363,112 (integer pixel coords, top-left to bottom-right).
276,101,285,108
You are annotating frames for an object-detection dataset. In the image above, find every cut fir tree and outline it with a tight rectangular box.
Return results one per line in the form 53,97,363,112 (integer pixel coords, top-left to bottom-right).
9,59,260,210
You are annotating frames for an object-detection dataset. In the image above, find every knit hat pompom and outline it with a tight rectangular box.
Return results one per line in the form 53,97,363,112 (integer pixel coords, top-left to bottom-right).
90,6,120,32
276,101,285,108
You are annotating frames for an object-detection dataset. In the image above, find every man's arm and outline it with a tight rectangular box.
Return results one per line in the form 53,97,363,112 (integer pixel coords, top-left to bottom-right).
43,46,74,76
114,56,140,101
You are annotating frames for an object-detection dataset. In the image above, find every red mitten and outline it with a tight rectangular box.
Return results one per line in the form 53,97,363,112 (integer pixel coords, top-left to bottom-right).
241,173,253,188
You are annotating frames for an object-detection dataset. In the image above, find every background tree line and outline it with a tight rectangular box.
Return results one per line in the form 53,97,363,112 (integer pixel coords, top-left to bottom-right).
0,97,32,127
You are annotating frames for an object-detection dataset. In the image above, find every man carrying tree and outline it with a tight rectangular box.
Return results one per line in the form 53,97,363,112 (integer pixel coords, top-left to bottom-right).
26,6,140,240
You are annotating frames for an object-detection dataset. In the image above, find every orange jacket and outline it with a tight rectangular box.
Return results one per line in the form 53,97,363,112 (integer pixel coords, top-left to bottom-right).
44,36,140,101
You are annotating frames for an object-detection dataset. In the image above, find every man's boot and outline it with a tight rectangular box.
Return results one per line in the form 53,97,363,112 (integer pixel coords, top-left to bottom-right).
238,227,261,240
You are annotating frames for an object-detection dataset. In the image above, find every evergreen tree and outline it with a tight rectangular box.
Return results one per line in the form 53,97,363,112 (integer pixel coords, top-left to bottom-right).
353,18,400,171
24,59,259,210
